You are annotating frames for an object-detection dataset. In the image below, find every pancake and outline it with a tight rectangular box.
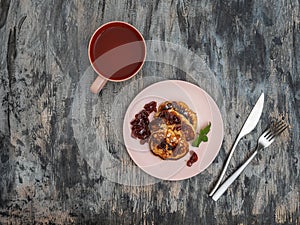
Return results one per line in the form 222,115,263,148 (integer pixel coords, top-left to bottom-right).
148,101,197,160
156,101,197,131
149,117,167,133
155,101,197,141
149,129,189,160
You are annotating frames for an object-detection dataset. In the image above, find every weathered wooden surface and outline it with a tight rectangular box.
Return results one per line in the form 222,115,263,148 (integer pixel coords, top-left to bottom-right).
0,0,299,224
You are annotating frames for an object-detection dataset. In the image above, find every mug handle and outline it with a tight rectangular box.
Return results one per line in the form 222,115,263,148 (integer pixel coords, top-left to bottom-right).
90,76,108,94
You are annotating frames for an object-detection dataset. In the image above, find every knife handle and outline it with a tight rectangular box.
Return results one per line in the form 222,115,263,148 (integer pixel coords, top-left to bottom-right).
212,150,258,201
209,135,242,196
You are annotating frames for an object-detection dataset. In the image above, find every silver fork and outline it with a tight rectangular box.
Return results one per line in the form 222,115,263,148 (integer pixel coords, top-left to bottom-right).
212,120,288,201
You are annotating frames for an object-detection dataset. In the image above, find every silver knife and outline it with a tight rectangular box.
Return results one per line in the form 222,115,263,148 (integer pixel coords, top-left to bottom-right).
209,93,264,196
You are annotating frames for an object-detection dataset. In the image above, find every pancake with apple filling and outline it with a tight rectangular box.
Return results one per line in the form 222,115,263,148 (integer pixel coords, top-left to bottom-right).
156,101,197,131
149,128,189,160
148,101,197,160
154,101,197,141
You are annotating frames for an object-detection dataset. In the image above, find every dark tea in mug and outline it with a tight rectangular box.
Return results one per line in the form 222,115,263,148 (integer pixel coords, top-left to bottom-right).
89,21,146,81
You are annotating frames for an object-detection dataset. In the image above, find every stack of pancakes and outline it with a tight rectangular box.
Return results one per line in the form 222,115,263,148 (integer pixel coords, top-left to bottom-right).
148,101,197,160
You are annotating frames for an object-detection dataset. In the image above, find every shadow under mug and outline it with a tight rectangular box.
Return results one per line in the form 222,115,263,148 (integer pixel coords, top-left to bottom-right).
88,21,146,94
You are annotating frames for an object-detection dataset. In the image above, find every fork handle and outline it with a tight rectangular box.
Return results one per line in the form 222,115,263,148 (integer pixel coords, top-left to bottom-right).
212,150,258,201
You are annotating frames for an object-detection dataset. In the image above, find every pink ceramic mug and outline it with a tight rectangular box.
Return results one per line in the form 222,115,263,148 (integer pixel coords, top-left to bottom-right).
88,21,146,94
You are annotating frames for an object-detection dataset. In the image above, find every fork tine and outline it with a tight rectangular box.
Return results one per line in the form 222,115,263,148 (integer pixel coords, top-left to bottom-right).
266,120,288,141
264,120,281,139
272,119,287,131
266,131,276,142
273,123,288,137
263,128,272,138
271,120,285,131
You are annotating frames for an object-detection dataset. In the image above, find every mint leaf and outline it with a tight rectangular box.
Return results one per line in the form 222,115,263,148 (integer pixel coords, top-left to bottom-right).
202,136,208,142
192,122,211,147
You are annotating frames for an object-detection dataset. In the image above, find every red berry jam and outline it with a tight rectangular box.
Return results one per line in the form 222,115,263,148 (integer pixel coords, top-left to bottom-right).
131,101,157,141
187,151,198,167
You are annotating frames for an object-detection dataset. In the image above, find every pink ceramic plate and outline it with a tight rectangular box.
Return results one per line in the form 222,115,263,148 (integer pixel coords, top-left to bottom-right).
123,80,224,180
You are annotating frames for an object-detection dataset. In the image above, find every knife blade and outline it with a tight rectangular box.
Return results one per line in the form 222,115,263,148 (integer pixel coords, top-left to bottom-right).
209,93,264,196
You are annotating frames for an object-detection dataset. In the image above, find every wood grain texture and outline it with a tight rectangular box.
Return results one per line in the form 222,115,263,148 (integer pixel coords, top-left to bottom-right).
0,0,299,224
